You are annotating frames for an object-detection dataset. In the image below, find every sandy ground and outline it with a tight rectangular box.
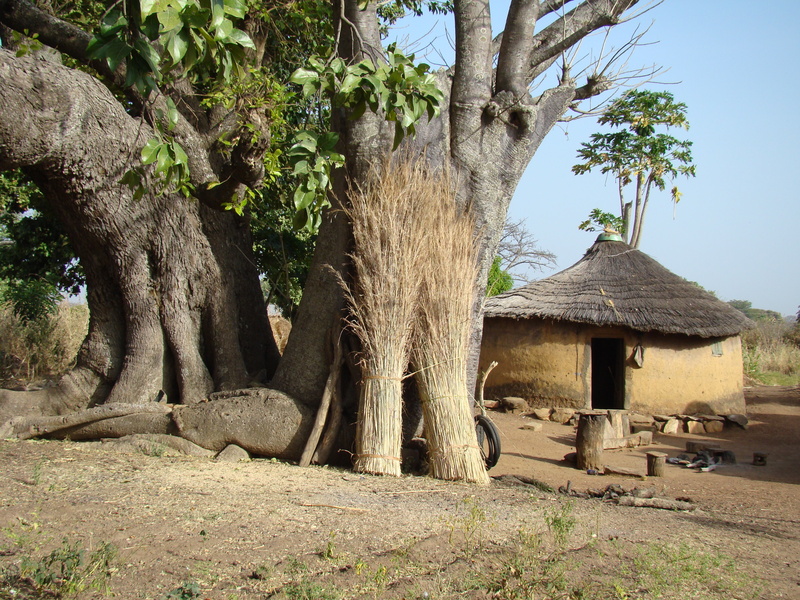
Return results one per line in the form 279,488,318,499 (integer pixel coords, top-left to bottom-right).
0,386,798,599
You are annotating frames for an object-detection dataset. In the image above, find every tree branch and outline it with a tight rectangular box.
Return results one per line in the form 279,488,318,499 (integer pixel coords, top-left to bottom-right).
526,0,639,83
496,0,540,97
0,0,128,94
452,0,493,108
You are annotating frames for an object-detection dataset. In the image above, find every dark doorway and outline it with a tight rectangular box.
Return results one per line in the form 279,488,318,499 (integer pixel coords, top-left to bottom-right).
591,338,625,409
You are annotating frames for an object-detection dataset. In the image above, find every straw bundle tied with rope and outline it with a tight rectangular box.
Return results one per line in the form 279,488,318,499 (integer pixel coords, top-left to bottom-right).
344,160,429,477
411,172,489,485
342,158,488,483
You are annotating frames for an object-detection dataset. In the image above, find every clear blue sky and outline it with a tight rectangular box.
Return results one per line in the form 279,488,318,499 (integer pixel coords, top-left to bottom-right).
391,0,800,317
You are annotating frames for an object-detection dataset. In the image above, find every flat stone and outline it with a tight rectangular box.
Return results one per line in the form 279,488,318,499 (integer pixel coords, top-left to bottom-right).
632,424,656,434
550,407,576,424
727,414,749,429
216,444,251,462
628,413,655,425
652,414,672,422
532,408,552,421
520,422,543,432
661,418,682,434
701,414,726,421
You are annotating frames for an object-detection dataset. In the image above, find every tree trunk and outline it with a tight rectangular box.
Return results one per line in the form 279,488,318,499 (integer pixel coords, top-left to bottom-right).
0,51,280,415
576,412,607,471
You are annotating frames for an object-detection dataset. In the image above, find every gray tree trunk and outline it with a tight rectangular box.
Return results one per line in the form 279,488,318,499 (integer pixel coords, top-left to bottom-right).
278,0,640,407
0,51,280,417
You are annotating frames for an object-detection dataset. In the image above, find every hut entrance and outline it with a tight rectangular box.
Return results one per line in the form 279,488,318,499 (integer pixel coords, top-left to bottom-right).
591,338,625,409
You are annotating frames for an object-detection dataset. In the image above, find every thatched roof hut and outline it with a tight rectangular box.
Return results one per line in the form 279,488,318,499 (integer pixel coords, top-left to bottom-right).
480,234,752,416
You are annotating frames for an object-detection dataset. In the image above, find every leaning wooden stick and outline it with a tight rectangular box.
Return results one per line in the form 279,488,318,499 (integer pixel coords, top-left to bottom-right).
299,326,343,467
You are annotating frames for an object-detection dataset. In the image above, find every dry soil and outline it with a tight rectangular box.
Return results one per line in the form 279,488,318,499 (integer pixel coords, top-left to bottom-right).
0,386,798,599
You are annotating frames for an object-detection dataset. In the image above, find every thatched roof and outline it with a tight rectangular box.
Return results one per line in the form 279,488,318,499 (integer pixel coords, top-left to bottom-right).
484,237,753,338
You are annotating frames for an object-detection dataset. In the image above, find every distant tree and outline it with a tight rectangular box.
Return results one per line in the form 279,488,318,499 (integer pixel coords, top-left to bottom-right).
496,218,556,285
486,256,513,297
573,89,696,248
729,299,782,322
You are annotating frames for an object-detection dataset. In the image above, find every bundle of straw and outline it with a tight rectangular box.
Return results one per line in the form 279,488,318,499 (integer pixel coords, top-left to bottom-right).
344,160,428,476
412,172,490,485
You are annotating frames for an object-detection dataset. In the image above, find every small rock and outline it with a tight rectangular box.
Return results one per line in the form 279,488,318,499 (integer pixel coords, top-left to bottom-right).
661,418,681,434
215,444,251,462
532,407,552,421
502,396,528,413
726,414,749,429
520,422,543,432
686,421,706,434
704,420,724,434
551,407,576,424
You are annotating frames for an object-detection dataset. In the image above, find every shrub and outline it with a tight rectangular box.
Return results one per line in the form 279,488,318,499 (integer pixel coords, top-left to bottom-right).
0,300,88,385
741,318,800,384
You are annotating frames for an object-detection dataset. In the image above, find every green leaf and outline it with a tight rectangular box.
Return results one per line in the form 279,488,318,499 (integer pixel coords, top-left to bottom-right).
214,18,233,41
172,141,189,166
226,28,255,49
165,29,189,64
292,208,309,231
291,160,310,175
290,68,320,86
223,0,247,18
293,187,315,211
133,37,161,75
157,6,182,31
141,138,161,164
392,121,404,151
211,0,226,29
165,97,179,130
93,37,132,72
156,145,173,174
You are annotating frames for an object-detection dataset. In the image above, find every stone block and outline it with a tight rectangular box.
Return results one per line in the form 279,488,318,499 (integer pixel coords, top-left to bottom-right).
520,421,543,432
661,418,681,434
686,421,706,434
502,396,528,413
551,407,576,424
704,420,724,434
216,444,251,462
532,407,552,421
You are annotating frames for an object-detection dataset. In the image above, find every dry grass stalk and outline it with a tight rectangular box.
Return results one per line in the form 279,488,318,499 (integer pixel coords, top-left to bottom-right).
344,159,430,476
412,170,489,485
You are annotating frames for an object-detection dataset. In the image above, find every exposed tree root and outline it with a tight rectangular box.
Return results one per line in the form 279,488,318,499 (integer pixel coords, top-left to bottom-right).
0,403,172,440
1,388,314,461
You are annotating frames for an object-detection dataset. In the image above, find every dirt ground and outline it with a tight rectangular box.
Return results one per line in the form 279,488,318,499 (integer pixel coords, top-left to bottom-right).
1,386,799,599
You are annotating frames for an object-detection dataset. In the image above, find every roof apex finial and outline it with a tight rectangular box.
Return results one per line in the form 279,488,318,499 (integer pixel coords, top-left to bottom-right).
596,227,624,242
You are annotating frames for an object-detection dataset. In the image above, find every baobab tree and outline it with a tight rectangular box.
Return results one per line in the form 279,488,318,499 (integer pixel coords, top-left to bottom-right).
0,0,659,459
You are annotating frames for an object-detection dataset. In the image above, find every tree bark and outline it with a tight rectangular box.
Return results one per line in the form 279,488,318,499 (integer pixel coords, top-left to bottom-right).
576,412,607,471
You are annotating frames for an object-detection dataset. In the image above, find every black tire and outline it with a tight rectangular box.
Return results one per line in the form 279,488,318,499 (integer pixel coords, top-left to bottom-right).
475,414,501,470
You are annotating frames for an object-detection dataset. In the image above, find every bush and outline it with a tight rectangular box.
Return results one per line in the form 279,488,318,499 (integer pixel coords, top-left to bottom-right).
742,318,800,385
0,300,88,385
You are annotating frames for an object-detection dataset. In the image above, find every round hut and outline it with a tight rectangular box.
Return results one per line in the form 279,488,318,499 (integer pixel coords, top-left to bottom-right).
479,233,753,415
